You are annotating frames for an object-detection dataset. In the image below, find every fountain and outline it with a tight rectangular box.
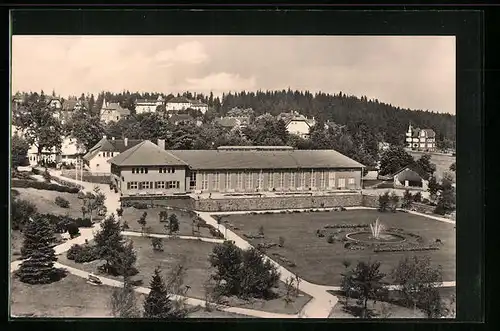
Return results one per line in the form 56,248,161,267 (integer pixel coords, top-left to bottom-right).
369,218,384,239
345,218,406,244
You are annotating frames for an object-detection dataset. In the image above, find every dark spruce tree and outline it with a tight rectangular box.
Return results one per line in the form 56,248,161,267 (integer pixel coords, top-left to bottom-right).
17,215,66,284
143,266,183,318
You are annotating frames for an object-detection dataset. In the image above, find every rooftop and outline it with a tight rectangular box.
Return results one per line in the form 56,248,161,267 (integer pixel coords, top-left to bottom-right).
83,137,142,161
108,140,189,167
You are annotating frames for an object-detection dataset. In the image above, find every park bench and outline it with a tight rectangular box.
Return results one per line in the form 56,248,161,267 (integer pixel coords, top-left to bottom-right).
88,274,102,285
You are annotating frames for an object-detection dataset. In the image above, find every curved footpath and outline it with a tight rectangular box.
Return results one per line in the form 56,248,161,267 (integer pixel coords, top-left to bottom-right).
11,171,455,319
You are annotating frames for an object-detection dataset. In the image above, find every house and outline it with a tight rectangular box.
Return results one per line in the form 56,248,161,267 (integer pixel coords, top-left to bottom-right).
83,136,142,173
108,142,365,197
167,114,202,126
25,137,85,167
47,97,63,110
135,95,165,114
390,163,430,190
100,99,131,124
277,111,316,139
165,97,208,114
214,116,251,130
405,124,436,152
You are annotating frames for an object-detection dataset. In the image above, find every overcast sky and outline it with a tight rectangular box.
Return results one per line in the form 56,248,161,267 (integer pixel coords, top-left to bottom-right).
11,36,455,114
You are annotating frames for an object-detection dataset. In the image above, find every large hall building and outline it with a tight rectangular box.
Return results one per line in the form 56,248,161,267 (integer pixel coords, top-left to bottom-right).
108,140,365,197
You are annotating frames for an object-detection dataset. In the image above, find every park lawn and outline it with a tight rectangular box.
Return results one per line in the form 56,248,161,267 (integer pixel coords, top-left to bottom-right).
10,274,251,318
224,209,456,286
328,286,455,319
58,236,310,315
121,207,213,238
10,274,116,317
14,187,98,219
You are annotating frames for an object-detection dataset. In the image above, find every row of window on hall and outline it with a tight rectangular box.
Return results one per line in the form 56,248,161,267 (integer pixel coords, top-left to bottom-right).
195,171,356,190
127,181,180,190
131,167,176,174
99,152,115,157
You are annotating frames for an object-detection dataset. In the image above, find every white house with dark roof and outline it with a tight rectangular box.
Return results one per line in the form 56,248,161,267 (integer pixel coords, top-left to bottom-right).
135,95,165,114
405,124,436,152
25,137,85,167
100,99,131,124
109,142,365,197
83,136,142,173
277,111,316,139
165,97,208,114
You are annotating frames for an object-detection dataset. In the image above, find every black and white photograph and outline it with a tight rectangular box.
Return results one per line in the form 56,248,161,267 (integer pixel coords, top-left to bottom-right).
10,32,457,319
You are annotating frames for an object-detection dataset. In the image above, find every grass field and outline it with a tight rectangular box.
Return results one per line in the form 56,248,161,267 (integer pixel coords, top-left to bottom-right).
14,188,97,219
10,274,250,318
328,286,455,318
58,236,311,315
121,207,212,238
223,210,455,286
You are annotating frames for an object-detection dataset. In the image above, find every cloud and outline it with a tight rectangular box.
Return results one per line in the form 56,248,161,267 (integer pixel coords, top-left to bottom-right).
154,41,208,64
185,73,256,93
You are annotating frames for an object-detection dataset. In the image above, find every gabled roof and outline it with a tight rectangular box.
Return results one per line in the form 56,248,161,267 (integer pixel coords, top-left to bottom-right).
168,114,195,124
135,99,157,104
421,129,436,138
83,137,142,161
108,140,189,167
169,149,365,170
167,96,192,104
390,163,431,180
214,117,240,128
62,99,78,111
101,103,130,116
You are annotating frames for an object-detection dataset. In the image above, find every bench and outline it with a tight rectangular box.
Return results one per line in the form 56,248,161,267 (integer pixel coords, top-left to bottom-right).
88,274,102,285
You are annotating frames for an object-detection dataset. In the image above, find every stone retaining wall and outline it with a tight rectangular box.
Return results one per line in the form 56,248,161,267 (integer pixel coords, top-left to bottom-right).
120,195,194,210
193,193,364,212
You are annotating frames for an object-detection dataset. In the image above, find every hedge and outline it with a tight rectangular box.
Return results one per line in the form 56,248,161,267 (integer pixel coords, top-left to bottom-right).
11,179,79,193
66,244,99,263
38,213,93,231
374,245,440,253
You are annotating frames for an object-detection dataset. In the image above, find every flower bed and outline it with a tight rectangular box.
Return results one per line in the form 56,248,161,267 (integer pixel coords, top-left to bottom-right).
374,244,440,253
324,223,369,229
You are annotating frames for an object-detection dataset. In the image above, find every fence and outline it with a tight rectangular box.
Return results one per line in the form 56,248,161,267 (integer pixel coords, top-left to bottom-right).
60,170,111,184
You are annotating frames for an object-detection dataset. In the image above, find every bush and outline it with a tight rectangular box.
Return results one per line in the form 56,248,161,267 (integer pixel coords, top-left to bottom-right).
77,191,86,199
11,197,38,230
209,226,224,239
75,217,93,227
55,196,70,208
278,236,285,247
327,235,335,244
11,179,79,193
378,191,390,212
132,202,148,209
121,221,130,230
67,222,80,238
66,244,99,263
258,225,265,236
413,192,422,202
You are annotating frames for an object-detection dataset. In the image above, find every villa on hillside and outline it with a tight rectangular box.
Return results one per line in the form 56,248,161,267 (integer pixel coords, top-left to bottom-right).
165,97,209,114
25,137,86,167
100,99,131,124
108,141,365,197
83,136,142,173
135,95,165,114
405,124,436,152
277,111,316,139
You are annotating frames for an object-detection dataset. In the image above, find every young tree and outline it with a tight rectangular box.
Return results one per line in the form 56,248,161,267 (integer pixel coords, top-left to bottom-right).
168,213,179,234
208,241,244,296
402,189,413,209
415,154,436,177
278,236,285,248
143,266,180,318
116,207,124,218
114,239,138,279
350,261,386,318
434,185,456,216
258,225,265,236
110,281,141,318
159,210,168,223
239,248,280,299
389,191,400,212
137,212,148,235
65,108,105,151
82,186,106,223
378,146,415,176
392,256,444,317
151,237,164,252
17,215,66,284
378,191,390,212
427,176,440,202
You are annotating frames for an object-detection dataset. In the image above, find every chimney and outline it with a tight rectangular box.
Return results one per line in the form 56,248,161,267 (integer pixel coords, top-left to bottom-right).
157,139,165,150
124,138,128,147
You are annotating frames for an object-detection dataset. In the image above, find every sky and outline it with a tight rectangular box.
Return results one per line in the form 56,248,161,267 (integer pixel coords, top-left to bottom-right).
11,36,455,114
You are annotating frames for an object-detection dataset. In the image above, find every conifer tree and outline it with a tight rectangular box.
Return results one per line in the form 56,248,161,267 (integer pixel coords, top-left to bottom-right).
143,266,178,318
17,216,65,284
94,214,125,274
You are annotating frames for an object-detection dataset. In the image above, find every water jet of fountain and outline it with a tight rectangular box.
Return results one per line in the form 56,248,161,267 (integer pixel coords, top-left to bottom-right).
370,218,384,239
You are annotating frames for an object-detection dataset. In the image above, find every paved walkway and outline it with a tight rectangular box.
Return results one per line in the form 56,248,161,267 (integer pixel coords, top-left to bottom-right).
197,212,338,318
122,231,225,244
